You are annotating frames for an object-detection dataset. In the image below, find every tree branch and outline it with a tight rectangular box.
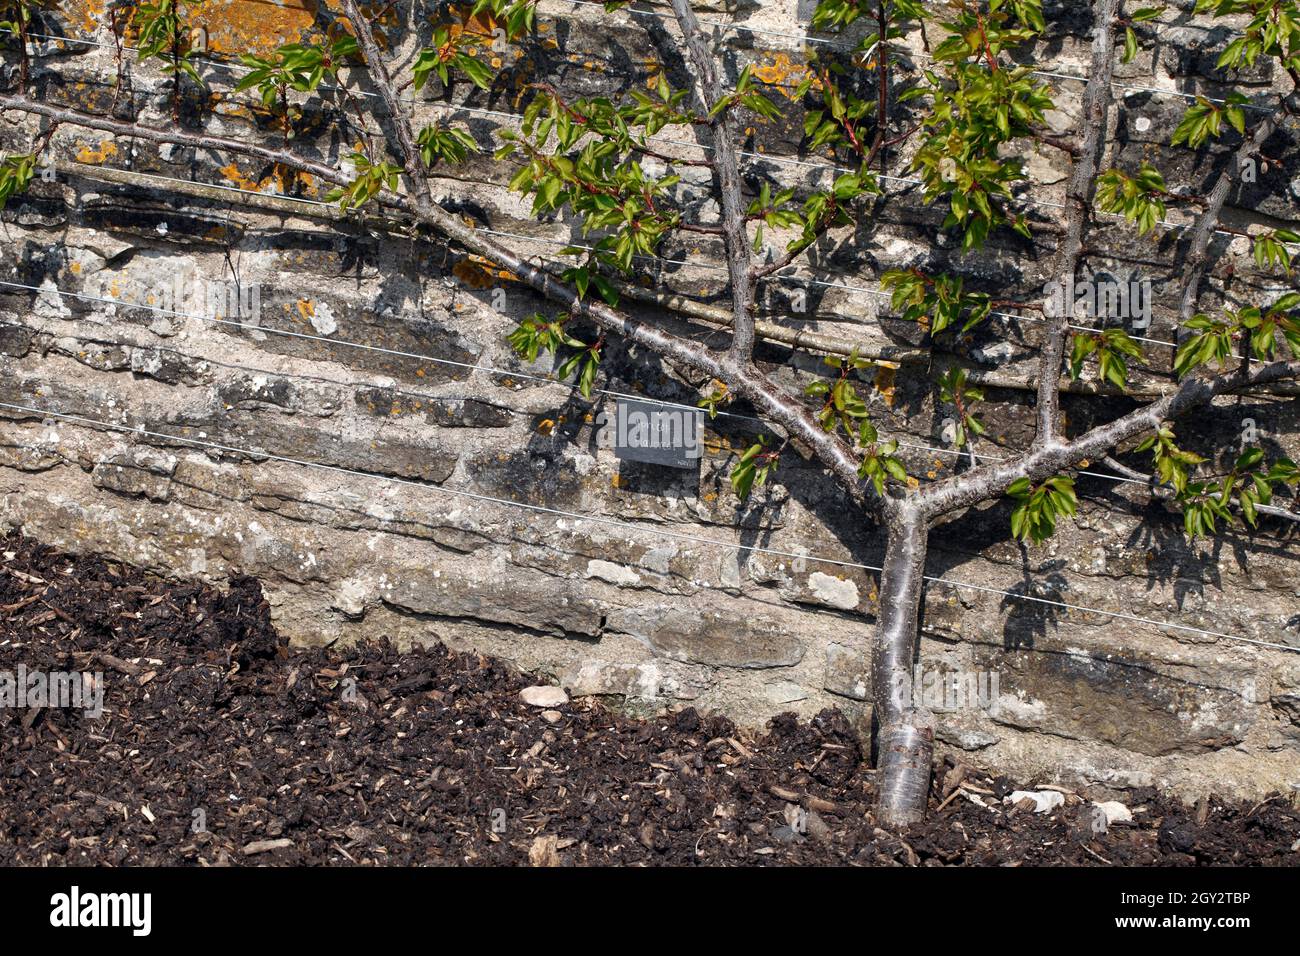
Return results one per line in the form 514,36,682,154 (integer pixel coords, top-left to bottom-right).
1035,0,1120,449
1176,103,1289,331
0,95,877,514
1103,455,1300,524
338,0,436,219
0,95,354,192
668,0,757,364
916,359,1300,518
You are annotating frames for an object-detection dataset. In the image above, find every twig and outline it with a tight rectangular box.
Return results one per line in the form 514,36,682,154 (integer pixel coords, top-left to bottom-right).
668,0,757,364
1034,0,1120,448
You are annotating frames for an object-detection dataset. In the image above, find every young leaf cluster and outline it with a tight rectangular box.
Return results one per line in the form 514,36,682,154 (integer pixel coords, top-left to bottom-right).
1068,328,1145,389
880,269,993,335
1007,474,1078,543
325,152,401,210
731,435,778,501
0,152,36,209
131,0,205,86
1096,163,1168,236
1174,294,1300,377
235,35,359,109
1175,448,1299,536
938,366,987,449
905,3,1051,248
507,313,603,399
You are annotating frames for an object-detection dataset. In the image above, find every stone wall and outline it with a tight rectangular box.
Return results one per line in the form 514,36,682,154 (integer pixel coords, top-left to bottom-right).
2,0,1299,799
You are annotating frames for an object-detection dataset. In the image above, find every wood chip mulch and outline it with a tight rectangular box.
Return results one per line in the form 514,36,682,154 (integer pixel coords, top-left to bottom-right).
2,532,1298,866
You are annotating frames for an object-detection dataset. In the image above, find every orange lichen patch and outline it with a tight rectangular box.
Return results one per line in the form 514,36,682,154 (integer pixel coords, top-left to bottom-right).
295,298,316,320
452,256,515,289
610,474,625,489
219,161,261,192
218,160,318,196
873,365,897,406
750,53,816,101
189,0,320,57
59,0,107,35
75,139,118,164
536,418,555,435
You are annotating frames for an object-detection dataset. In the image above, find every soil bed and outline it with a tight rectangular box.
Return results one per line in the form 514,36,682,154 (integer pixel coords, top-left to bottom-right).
2,532,1297,866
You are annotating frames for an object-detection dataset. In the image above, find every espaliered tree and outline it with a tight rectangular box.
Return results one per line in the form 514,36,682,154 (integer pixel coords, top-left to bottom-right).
2,0,1300,825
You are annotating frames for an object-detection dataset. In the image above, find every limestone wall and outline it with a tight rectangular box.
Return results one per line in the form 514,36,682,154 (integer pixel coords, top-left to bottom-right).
2,0,1299,798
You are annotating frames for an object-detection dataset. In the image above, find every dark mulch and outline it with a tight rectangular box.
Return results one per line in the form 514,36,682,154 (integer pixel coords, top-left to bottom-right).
2,531,1298,866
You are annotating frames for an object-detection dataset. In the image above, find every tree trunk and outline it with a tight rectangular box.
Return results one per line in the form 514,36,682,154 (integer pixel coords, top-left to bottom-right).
872,505,933,827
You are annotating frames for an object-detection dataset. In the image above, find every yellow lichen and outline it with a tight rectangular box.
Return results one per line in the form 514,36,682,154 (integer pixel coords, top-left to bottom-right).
452,257,514,289
873,365,897,406
750,53,816,101
189,0,319,57
75,140,118,164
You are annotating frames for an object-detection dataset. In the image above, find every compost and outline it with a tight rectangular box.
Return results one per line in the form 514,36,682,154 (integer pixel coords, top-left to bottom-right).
2,533,1297,866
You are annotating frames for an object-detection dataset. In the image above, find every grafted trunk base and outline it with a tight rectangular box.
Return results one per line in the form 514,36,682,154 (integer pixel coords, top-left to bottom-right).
875,710,934,828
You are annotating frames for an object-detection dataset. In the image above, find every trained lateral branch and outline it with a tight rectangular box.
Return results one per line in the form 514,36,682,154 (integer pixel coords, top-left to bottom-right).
916,357,1300,518
339,0,437,220
0,93,876,509
1176,99,1293,330
668,0,758,364
1034,0,1120,448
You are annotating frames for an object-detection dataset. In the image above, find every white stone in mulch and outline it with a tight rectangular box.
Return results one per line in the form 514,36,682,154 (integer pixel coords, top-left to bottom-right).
520,685,569,708
1004,790,1066,814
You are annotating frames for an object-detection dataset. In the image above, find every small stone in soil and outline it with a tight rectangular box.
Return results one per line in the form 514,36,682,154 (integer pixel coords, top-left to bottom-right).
520,685,569,708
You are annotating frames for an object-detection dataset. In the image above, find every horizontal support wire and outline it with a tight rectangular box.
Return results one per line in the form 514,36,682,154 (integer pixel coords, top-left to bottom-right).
0,278,1154,485
1,396,1295,653
4,14,1265,109
43,159,1186,351
10,20,1299,269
